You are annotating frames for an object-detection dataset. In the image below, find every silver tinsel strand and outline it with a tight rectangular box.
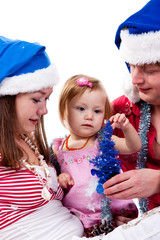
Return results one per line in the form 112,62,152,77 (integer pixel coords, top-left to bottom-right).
136,101,151,214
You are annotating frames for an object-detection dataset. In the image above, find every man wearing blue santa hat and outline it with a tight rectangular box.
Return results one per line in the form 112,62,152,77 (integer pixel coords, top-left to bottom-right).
73,0,160,239
104,0,160,212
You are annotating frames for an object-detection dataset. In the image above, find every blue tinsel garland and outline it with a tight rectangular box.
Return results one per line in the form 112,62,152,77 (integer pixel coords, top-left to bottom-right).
90,102,151,221
90,120,120,222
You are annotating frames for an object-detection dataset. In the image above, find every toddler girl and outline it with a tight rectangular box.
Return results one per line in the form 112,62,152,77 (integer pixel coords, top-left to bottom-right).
52,75,141,237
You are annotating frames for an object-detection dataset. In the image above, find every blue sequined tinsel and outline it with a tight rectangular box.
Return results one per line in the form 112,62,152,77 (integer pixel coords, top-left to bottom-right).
136,101,151,214
90,120,120,222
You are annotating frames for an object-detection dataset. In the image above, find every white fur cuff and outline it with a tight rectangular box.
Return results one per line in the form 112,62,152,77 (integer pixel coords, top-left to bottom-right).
0,64,59,96
120,29,160,65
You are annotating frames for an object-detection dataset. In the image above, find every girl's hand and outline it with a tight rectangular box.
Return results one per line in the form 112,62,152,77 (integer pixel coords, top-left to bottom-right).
58,173,74,189
110,113,141,154
109,113,129,130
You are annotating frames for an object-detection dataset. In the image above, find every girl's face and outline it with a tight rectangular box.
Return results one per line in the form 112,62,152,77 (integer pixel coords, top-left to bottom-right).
15,87,53,134
131,63,160,105
64,89,106,139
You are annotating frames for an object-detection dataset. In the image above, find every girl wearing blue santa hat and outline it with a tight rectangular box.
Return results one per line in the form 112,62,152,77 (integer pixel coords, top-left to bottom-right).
0,36,84,239
74,0,160,239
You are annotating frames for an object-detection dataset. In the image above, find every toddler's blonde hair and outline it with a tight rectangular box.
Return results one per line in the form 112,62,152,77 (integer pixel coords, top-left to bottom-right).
59,74,113,127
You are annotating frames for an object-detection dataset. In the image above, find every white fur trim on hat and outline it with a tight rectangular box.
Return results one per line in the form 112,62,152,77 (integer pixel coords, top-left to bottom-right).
122,72,140,103
0,64,59,96
120,29,160,65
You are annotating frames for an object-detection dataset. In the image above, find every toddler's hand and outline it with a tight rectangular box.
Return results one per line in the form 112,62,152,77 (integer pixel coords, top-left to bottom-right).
58,173,74,189
109,113,129,130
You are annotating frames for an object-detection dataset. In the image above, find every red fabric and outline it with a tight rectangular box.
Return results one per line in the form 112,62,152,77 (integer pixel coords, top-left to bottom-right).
112,95,160,210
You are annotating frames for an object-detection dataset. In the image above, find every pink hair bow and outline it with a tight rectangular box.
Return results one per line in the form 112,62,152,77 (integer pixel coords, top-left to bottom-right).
77,77,93,88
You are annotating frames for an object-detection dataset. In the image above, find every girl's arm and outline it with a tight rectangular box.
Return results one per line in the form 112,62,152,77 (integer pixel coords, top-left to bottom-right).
110,113,142,154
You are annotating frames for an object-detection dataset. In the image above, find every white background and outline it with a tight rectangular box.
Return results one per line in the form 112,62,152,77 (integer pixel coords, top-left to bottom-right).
1,0,148,144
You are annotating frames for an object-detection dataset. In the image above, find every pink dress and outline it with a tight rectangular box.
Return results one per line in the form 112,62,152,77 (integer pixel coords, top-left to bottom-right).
53,138,138,228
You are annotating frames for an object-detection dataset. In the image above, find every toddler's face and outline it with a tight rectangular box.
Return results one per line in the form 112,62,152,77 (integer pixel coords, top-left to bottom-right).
64,89,106,138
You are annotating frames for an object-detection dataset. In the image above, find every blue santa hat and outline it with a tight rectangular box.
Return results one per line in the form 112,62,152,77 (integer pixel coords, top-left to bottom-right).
0,36,59,96
115,0,160,103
